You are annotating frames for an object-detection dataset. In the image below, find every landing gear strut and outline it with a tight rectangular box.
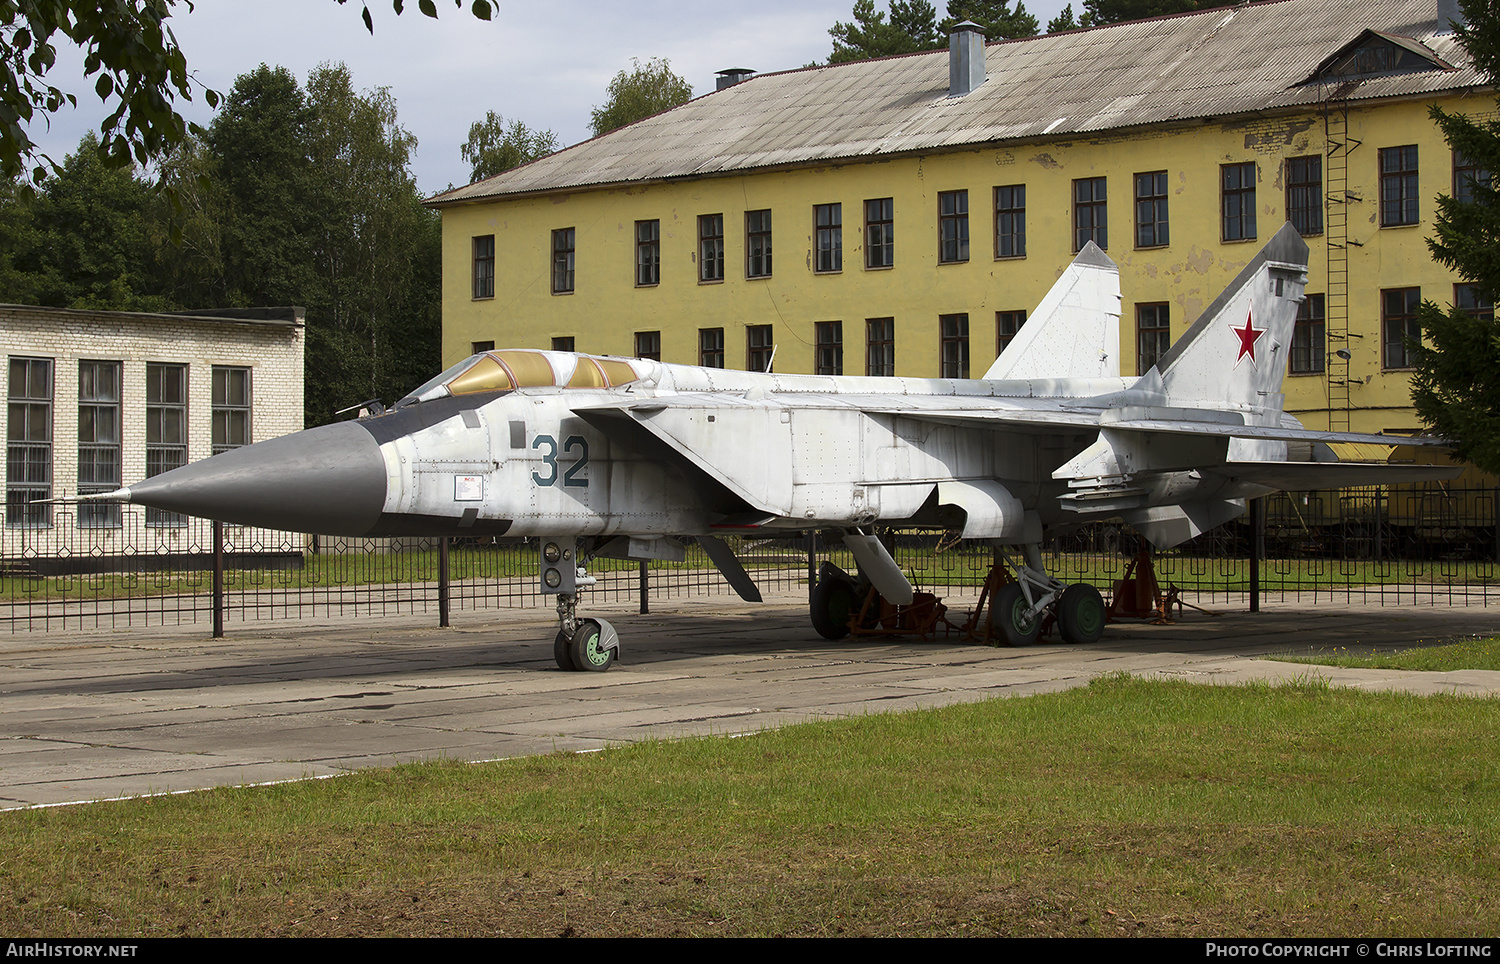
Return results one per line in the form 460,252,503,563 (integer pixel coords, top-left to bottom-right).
988,545,1106,646
814,538,1108,648
541,538,620,672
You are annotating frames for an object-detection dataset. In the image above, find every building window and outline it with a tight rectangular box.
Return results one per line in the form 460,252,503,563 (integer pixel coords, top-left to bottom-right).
1134,172,1169,248
746,209,772,279
211,366,250,457
1222,162,1257,241
865,198,894,268
994,185,1025,259
1073,177,1107,251
7,357,52,528
551,227,575,293
1382,287,1421,370
145,362,187,527
552,336,575,353
1286,156,1323,236
747,325,774,372
940,313,970,378
815,203,842,273
635,331,661,361
815,321,843,375
472,340,495,354
866,317,894,376
996,310,1026,354
699,328,725,368
1381,146,1419,227
635,219,660,286
76,360,122,529
472,235,495,299
938,190,969,263
1136,303,1170,375
699,214,724,282
1456,284,1494,320
1454,152,1492,205
1291,294,1325,374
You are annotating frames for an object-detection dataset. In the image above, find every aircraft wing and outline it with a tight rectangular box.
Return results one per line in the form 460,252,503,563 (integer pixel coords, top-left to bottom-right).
900,408,1450,449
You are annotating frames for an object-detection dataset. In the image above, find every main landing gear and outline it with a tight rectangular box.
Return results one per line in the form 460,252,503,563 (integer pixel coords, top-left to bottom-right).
809,540,1106,648
540,538,620,672
982,546,1106,647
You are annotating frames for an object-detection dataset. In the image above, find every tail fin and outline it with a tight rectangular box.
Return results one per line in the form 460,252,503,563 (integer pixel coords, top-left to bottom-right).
1148,222,1309,412
983,241,1120,380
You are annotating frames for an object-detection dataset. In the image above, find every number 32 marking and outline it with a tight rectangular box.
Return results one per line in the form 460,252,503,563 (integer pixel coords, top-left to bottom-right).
532,434,589,488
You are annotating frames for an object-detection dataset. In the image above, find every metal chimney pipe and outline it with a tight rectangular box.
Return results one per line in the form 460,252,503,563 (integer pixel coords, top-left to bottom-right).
949,21,986,97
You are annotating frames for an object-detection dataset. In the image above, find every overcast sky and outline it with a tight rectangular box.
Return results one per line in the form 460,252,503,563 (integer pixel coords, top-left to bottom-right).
29,0,1074,197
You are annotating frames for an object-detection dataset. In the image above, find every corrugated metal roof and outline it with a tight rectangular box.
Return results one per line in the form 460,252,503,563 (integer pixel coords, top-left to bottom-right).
428,0,1484,207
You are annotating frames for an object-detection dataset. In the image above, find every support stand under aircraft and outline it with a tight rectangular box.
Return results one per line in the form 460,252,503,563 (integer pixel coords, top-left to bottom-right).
89,225,1458,670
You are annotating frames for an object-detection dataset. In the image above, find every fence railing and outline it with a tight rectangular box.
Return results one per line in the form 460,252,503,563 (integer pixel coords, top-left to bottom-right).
3,484,1495,632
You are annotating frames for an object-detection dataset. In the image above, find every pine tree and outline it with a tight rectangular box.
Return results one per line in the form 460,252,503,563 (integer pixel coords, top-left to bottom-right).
1410,1,1500,473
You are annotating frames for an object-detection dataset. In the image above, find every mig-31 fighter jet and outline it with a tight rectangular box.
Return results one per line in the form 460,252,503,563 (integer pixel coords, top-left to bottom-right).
93,223,1455,671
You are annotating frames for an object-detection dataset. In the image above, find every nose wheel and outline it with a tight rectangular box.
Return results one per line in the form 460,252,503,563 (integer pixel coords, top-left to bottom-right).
541,539,621,671
553,614,618,672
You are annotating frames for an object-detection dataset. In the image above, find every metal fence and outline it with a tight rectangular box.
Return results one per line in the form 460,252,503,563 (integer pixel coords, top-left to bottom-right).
3,484,1495,633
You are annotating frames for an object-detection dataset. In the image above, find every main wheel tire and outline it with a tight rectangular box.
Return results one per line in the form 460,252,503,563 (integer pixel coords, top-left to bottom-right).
1056,583,1106,645
569,618,616,672
554,628,578,671
994,582,1042,646
810,575,857,640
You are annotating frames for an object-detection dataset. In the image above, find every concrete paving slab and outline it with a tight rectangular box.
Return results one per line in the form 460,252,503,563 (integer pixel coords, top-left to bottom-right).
1,588,1497,809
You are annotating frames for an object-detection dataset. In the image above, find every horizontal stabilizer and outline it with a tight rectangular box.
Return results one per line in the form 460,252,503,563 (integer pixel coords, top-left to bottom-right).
1207,461,1463,490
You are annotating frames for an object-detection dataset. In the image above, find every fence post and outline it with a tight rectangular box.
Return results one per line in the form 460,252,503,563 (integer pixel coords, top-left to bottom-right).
438,537,450,628
639,560,649,614
806,530,817,600
1248,497,1262,613
212,520,224,638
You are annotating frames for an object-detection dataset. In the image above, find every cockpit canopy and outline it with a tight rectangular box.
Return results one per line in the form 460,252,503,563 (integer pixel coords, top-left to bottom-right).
396,350,648,406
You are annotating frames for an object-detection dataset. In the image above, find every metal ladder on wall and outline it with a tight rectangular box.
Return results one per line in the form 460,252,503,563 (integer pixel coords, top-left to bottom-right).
1323,89,1362,433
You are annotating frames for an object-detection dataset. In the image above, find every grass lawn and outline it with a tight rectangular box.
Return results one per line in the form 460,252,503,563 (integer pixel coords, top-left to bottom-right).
1271,636,1500,672
3,675,1498,937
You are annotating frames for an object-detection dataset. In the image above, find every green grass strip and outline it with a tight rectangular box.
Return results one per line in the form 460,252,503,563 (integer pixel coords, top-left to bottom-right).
4,676,1500,936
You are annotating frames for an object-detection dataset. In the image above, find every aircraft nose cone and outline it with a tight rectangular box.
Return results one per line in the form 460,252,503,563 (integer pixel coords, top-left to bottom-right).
123,420,387,536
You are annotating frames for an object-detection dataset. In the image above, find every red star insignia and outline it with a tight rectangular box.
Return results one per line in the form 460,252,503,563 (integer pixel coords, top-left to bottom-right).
1233,310,1264,367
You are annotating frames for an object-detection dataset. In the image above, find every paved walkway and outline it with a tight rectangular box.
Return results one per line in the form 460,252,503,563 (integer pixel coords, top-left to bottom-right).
2,587,1496,809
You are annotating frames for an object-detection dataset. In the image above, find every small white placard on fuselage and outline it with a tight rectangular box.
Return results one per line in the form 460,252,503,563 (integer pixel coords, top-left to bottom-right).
454,475,484,501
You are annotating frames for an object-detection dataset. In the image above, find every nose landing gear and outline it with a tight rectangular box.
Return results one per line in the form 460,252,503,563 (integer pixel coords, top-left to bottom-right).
541,538,620,672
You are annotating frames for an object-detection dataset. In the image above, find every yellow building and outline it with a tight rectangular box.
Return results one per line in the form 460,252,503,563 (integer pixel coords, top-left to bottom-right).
428,0,1488,439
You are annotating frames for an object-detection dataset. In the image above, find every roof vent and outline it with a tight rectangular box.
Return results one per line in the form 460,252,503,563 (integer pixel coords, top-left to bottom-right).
1436,0,1463,34
949,21,986,97
716,68,756,90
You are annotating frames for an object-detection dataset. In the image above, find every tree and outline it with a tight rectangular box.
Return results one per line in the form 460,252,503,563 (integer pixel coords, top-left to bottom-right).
1410,1,1500,474
1047,4,1080,32
204,65,322,312
461,111,559,182
0,1,493,185
1077,0,1224,27
304,62,439,418
28,131,168,310
828,0,942,63
828,1,1035,64
939,1,1038,41
588,58,693,138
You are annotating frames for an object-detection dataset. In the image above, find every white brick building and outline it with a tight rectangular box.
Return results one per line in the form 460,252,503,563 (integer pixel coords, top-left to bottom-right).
4,305,304,558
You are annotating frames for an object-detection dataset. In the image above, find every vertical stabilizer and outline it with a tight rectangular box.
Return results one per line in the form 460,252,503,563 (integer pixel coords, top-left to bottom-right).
1152,223,1309,412
983,241,1121,380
